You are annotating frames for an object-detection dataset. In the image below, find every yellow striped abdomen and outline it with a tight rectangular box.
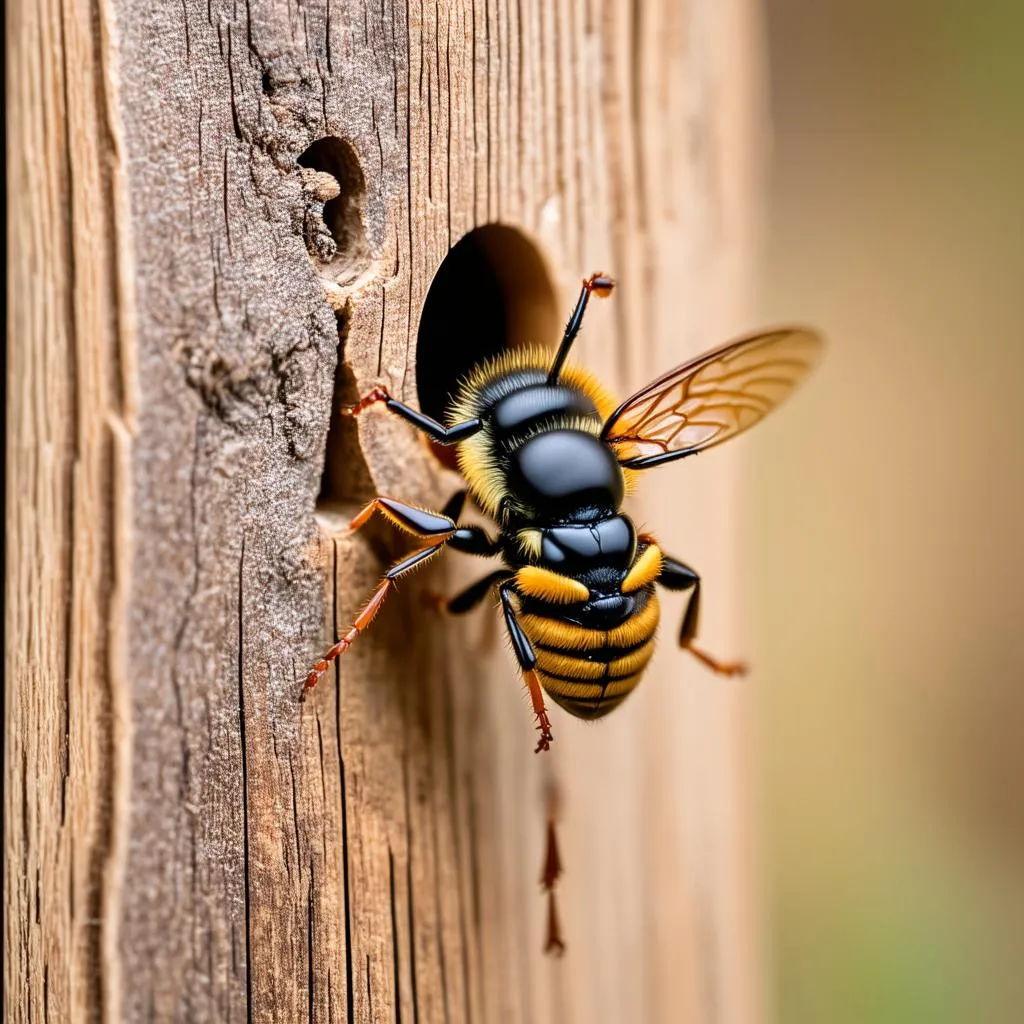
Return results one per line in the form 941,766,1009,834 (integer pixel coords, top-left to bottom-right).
519,588,660,720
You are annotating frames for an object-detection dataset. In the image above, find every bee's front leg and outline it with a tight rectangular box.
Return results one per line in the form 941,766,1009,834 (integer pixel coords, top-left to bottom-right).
343,385,483,444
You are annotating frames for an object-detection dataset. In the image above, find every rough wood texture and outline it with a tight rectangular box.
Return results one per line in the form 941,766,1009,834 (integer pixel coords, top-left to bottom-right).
6,1,765,1021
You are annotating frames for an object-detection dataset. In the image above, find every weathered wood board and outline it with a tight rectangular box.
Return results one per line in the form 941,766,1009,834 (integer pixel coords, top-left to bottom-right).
6,1,764,1020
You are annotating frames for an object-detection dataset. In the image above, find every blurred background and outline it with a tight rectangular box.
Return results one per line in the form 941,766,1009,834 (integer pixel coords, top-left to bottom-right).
749,1,1024,1021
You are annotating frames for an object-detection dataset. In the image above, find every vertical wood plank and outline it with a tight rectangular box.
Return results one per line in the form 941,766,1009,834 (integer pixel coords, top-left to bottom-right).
5,1,766,1020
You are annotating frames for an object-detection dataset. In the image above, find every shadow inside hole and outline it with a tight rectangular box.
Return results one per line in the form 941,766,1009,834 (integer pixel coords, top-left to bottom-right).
298,136,368,273
316,311,376,512
416,225,559,428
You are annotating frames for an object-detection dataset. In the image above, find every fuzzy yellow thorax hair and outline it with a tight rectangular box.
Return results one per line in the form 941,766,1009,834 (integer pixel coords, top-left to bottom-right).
447,348,633,520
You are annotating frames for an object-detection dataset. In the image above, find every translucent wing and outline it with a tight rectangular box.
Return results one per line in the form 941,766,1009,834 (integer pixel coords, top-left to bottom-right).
601,327,823,468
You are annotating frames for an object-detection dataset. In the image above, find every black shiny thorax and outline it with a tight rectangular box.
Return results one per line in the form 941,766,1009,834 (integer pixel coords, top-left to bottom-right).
507,430,624,522
464,367,626,525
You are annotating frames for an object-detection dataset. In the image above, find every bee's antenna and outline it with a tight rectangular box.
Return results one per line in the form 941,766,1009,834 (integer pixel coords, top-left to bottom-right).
546,273,615,385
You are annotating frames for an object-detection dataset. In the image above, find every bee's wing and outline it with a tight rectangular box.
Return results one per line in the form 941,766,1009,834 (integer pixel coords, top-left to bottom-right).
600,327,823,468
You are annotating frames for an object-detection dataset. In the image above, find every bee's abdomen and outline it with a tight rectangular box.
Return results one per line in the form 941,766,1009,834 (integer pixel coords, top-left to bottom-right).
520,589,660,720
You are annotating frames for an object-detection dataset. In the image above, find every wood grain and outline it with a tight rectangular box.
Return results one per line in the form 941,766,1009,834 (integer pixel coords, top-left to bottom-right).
5,0,766,1020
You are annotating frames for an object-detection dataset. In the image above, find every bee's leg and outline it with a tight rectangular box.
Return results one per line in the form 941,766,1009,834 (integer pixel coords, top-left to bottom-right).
348,495,498,553
303,540,450,699
343,385,482,444
540,795,566,955
658,555,748,677
307,497,501,699
418,491,471,607
440,488,468,522
426,569,513,614
547,272,616,385
498,582,555,752
349,496,460,537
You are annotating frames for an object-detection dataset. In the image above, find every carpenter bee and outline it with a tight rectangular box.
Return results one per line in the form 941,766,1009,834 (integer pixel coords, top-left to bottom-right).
305,273,820,954
304,273,821,746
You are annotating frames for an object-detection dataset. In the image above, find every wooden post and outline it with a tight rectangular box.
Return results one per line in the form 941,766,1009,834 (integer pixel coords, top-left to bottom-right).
6,1,765,1021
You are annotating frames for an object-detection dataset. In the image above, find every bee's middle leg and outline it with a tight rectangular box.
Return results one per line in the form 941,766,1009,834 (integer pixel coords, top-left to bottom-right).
348,495,459,537
498,582,555,752
303,539,449,699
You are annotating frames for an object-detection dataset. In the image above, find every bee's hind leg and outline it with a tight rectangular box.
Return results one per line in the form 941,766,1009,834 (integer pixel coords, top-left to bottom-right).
658,556,748,677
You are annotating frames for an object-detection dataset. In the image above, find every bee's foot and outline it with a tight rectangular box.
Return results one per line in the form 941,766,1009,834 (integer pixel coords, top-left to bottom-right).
342,385,390,417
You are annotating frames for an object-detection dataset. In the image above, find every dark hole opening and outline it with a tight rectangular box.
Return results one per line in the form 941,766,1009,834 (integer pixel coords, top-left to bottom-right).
416,225,558,427
298,136,368,269
316,226,558,511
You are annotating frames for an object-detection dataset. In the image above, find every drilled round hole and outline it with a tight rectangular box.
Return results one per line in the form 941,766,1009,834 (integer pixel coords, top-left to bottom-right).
416,226,558,426
298,136,369,280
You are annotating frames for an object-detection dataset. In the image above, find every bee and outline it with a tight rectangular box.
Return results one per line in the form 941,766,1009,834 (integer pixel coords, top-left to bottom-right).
304,272,821,954
304,273,821,744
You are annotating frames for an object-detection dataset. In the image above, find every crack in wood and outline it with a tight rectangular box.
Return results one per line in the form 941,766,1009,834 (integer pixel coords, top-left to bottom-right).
404,756,421,1024
338,736,355,1024
238,535,254,1024
389,847,403,1024
307,868,316,1023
